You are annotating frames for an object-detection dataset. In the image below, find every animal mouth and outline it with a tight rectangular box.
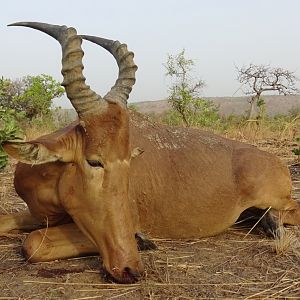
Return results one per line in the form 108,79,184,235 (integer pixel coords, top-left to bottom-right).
101,266,142,284
121,267,142,283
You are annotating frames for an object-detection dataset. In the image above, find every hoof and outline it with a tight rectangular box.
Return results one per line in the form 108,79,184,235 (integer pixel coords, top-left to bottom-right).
135,232,157,251
238,207,281,239
260,211,280,238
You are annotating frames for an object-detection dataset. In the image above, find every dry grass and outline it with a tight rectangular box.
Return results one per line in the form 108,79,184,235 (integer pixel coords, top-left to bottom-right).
273,226,300,256
0,161,26,214
0,126,300,299
222,120,299,145
1,230,300,299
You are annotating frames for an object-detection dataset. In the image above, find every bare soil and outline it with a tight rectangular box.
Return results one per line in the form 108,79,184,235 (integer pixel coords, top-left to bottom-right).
0,140,299,299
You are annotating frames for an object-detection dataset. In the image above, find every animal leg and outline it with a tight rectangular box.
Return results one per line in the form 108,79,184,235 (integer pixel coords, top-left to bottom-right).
23,223,98,262
256,198,300,236
0,209,41,234
260,203,300,238
260,210,279,237
264,197,300,226
237,207,279,237
23,223,157,262
273,199,300,226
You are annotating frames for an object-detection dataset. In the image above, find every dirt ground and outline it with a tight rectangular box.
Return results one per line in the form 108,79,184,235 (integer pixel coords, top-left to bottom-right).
0,140,299,299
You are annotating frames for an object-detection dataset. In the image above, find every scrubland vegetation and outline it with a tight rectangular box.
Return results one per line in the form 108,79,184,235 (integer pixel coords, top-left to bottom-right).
1,49,300,169
2,95,300,171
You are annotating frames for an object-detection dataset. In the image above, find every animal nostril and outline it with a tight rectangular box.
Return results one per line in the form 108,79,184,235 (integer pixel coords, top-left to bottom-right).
123,267,141,282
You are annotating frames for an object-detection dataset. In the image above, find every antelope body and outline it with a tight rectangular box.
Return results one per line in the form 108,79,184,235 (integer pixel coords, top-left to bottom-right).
1,22,300,284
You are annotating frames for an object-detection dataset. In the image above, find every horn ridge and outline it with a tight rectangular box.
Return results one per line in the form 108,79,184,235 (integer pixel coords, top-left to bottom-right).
80,35,138,106
8,21,105,118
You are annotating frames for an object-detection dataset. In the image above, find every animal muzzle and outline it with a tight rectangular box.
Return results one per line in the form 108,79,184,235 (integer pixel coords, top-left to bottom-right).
102,260,145,284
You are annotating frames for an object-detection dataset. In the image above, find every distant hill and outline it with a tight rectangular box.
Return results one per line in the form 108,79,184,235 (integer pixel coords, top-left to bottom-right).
132,95,300,117
60,95,300,119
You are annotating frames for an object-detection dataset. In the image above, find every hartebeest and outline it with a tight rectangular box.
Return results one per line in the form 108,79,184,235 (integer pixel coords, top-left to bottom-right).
1,22,300,284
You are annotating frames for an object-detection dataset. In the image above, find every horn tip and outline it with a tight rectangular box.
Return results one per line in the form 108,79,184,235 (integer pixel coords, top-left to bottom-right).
7,21,39,27
7,22,24,27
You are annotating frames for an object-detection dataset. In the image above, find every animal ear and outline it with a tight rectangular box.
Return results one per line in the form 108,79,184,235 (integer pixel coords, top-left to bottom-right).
131,147,144,160
2,140,63,165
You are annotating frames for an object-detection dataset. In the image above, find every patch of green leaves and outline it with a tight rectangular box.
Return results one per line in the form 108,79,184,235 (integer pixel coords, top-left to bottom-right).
164,98,221,129
0,107,23,170
0,74,65,120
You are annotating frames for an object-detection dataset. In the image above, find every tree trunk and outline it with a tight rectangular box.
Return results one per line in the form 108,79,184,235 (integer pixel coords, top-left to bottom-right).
181,111,190,127
247,94,259,120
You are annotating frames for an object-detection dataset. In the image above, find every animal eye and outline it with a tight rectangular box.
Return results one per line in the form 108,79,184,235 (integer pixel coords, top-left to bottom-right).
86,160,104,168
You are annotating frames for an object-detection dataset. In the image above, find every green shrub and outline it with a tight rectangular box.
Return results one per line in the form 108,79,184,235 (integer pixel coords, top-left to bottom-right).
163,98,222,129
0,107,24,170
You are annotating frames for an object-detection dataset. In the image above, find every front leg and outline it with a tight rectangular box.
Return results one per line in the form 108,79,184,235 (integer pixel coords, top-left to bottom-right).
23,223,98,262
23,224,157,263
0,209,41,234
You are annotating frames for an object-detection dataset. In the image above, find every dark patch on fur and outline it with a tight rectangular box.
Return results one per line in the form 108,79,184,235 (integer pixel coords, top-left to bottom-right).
237,207,280,238
135,232,157,251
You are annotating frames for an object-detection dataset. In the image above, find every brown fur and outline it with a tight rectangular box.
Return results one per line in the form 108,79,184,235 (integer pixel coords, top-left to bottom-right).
2,112,299,257
2,105,144,283
129,113,299,238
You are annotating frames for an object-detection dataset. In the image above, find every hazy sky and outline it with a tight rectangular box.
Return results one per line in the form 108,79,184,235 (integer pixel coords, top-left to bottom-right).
1,0,300,108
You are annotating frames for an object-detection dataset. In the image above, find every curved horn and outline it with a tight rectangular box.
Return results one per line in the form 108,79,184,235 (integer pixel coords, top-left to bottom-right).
8,22,106,118
80,35,138,107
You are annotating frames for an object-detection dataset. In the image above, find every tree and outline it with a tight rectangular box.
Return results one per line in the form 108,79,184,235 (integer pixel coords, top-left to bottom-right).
237,64,300,120
164,49,218,127
0,74,64,120
14,74,65,119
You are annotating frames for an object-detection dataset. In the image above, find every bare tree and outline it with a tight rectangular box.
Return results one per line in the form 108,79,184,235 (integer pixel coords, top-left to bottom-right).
237,64,300,120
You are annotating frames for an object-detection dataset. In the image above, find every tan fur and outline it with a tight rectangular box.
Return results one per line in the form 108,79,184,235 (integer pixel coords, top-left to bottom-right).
22,223,97,262
3,106,144,283
128,112,300,238
3,112,300,235
2,110,300,283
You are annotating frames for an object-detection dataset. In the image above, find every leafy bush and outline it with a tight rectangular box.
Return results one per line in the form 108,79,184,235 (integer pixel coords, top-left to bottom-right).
163,98,222,129
0,107,24,170
0,74,64,120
